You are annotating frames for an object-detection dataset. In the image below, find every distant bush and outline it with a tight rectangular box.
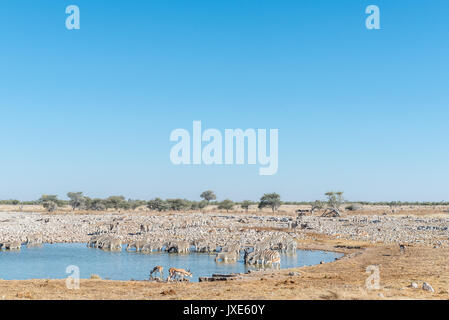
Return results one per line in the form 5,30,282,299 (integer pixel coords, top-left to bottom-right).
345,203,363,211
0,200,20,205
218,199,234,212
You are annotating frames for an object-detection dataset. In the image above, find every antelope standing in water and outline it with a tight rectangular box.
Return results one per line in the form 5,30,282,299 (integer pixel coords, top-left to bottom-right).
149,266,164,280
167,267,192,282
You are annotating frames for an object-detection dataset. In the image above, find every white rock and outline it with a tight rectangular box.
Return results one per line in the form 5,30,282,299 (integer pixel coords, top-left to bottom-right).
410,282,418,289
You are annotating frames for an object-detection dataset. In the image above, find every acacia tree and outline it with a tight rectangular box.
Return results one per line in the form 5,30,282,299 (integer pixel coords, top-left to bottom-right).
322,191,344,217
200,190,216,203
258,193,281,213
166,199,190,211
218,199,234,213
67,192,86,210
147,198,169,212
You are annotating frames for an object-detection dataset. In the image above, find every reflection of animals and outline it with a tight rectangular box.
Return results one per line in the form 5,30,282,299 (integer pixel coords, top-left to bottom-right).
150,265,163,279
168,267,192,282
215,252,237,262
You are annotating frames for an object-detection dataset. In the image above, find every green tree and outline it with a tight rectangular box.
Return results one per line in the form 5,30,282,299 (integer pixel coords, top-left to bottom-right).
67,192,86,210
240,200,252,212
218,199,234,213
127,199,147,210
85,198,106,211
104,196,127,210
258,193,281,213
147,198,169,212
39,195,64,213
166,198,190,211
200,190,216,203
189,201,200,210
189,200,208,211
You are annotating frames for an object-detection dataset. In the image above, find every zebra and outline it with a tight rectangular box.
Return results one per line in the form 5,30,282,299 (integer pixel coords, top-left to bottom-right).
166,241,190,253
96,236,114,249
222,243,240,255
26,233,43,246
126,240,146,252
2,241,21,251
244,249,281,269
261,249,281,269
140,223,151,233
105,239,122,251
142,242,158,253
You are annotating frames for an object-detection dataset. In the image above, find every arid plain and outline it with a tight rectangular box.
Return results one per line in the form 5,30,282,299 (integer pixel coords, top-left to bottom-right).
1,204,448,300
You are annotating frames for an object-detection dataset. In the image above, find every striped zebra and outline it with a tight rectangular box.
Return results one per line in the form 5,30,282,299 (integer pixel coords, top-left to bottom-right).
126,240,146,252
262,249,281,269
244,249,281,269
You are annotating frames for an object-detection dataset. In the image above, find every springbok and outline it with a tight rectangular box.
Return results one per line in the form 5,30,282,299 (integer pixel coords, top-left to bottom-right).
168,267,192,282
150,266,164,280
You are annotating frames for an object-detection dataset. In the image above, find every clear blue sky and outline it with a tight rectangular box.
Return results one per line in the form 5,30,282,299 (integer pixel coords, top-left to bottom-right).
1,0,448,202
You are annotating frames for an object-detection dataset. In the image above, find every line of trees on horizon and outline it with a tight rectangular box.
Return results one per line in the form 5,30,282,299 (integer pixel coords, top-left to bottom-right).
1,191,448,213
0,190,283,213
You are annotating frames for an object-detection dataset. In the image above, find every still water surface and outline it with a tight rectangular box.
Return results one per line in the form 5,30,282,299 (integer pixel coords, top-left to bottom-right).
0,243,343,281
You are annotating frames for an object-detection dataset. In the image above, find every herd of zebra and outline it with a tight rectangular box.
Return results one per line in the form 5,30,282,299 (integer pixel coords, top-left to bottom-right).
0,233,43,251
86,231,297,280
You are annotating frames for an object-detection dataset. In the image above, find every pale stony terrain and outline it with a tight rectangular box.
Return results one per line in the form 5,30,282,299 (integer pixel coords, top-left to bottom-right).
0,206,448,246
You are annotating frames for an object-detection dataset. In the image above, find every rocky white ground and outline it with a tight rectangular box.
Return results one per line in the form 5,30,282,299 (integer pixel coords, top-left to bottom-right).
1,211,448,246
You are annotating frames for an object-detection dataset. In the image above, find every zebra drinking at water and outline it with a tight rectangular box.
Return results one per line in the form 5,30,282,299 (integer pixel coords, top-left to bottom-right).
126,240,146,252
244,249,281,269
